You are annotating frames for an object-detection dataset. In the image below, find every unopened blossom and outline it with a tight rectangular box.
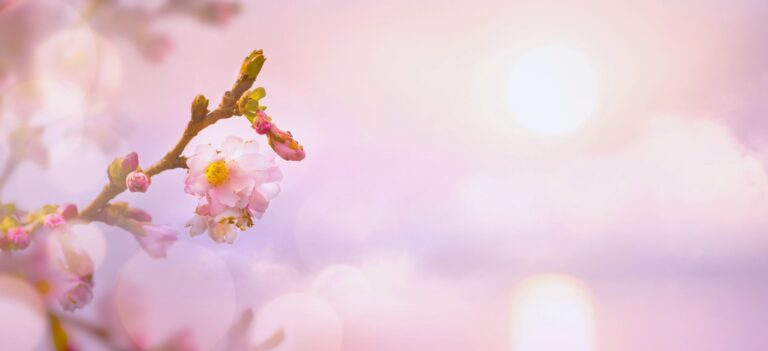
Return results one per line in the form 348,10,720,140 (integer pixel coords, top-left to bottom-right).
121,152,139,173
134,224,177,258
7,227,30,249
126,170,151,192
252,111,305,161
126,207,153,223
59,203,78,220
44,213,66,229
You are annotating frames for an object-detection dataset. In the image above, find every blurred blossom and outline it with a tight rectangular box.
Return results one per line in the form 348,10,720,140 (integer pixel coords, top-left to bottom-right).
43,213,66,229
116,241,236,349
250,293,342,351
0,275,46,350
7,227,30,250
134,224,178,259
48,137,106,195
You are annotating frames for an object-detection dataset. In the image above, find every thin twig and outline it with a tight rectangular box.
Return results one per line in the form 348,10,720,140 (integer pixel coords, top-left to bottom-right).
79,52,261,221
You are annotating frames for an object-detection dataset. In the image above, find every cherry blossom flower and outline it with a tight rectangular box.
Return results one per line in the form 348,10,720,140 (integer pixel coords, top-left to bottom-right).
184,137,281,242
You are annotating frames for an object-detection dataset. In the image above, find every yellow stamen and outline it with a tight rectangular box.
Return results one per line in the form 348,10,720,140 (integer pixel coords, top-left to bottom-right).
35,280,51,295
205,160,229,186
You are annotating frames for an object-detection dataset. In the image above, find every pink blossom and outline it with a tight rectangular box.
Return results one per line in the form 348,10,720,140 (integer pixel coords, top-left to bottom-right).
185,136,282,216
144,34,173,63
184,137,282,243
7,227,30,249
59,242,94,278
56,241,95,311
126,170,151,192
186,210,239,244
44,213,66,229
60,281,94,312
134,224,177,258
159,329,198,351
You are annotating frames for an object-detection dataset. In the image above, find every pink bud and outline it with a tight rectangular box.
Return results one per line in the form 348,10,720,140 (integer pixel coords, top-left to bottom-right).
7,227,30,250
126,171,151,192
126,207,153,223
267,126,306,162
59,203,79,219
44,213,67,229
121,152,139,172
252,111,272,135
253,119,272,135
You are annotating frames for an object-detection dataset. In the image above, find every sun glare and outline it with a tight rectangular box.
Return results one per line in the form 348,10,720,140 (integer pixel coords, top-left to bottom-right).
508,45,600,135
510,274,596,351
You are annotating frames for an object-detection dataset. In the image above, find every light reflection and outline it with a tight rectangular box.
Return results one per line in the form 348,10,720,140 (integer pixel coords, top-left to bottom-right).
508,45,600,136
116,241,236,350
0,275,46,351
250,292,342,351
48,137,106,194
510,274,596,351
312,264,372,322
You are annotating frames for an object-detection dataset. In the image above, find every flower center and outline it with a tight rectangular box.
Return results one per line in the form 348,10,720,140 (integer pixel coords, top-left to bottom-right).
205,160,229,186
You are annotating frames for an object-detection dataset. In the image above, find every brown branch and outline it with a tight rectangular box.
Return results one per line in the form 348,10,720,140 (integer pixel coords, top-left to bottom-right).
79,50,264,221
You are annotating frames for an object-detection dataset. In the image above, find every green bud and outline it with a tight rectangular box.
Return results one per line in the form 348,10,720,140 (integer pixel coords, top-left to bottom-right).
191,94,209,121
107,153,139,186
240,50,266,80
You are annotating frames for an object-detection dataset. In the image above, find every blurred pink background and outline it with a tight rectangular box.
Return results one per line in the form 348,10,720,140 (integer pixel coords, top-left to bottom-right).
2,0,768,350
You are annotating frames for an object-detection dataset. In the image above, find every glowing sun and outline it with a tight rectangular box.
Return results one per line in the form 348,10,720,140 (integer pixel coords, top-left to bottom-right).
508,45,600,135
510,274,596,351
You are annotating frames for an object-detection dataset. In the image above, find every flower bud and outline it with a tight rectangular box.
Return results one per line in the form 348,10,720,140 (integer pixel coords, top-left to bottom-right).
121,152,139,172
267,126,306,161
252,111,272,135
126,207,153,223
191,94,209,121
59,203,78,220
7,227,30,250
126,171,151,193
44,213,67,229
108,152,140,185
240,50,265,80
